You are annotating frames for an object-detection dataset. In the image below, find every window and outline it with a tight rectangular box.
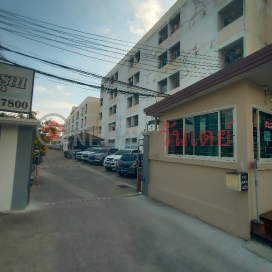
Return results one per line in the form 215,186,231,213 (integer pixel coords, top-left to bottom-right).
134,72,140,84
158,25,168,45
218,0,243,30
108,139,115,147
100,99,103,106
76,111,79,120
109,105,117,115
167,108,234,158
84,117,86,126
253,109,272,160
100,112,102,120
110,90,117,99
85,104,87,114
127,97,133,108
219,39,243,65
81,119,83,128
169,42,180,63
114,72,118,80
126,117,132,128
99,126,102,134
128,57,134,69
112,105,117,114
132,115,138,127
125,138,130,148
72,116,74,123
158,78,167,94
127,115,138,128
170,13,180,35
158,51,168,69
133,94,139,106
125,138,138,149
109,122,116,132
134,51,140,65
128,77,133,86
82,107,84,116
131,138,138,148
169,72,180,90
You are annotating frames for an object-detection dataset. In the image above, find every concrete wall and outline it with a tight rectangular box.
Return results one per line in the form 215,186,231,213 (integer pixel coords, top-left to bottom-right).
0,124,33,211
148,79,272,239
0,125,19,211
11,126,33,210
245,0,272,55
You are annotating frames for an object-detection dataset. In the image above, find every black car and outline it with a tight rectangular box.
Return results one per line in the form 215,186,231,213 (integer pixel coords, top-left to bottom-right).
116,153,143,176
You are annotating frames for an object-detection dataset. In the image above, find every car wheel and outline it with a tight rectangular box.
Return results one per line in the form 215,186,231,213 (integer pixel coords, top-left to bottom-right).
100,157,105,166
118,171,124,176
105,167,112,171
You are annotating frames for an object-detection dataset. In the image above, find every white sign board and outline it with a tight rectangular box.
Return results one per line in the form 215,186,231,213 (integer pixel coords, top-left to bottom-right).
0,63,34,114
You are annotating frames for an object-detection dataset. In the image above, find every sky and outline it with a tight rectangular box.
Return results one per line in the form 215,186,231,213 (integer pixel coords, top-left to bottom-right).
0,0,177,119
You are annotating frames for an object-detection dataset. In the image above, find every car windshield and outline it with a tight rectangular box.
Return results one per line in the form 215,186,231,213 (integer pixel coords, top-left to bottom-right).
86,148,95,152
95,149,108,153
114,150,129,155
121,154,137,161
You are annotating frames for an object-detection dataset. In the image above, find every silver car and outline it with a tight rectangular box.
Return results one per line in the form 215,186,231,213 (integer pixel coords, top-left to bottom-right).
88,148,119,165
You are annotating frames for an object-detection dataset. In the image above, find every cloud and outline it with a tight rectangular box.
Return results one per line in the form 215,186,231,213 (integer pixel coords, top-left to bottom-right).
35,85,48,92
129,0,162,35
56,85,63,90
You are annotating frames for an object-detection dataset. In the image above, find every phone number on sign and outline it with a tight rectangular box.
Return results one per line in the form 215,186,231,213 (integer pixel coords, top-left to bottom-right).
1,98,28,109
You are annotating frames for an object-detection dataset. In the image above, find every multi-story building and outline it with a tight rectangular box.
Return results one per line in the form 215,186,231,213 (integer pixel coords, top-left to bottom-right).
63,96,100,149
99,0,272,149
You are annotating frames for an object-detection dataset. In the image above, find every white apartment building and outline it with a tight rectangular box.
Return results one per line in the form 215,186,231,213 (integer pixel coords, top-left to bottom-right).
63,96,100,149
99,0,272,149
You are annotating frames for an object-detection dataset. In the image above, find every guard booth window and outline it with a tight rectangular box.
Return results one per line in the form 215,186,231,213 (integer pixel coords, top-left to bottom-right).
253,109,272,159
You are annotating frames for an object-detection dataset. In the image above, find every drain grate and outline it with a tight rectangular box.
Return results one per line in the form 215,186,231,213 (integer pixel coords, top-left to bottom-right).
117,185,132,189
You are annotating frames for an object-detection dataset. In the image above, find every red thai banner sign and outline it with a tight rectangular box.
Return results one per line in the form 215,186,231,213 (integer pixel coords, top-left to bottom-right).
265,121,272,129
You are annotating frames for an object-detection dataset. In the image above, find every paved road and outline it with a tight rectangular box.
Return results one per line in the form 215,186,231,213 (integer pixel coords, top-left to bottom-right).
0,150,272,272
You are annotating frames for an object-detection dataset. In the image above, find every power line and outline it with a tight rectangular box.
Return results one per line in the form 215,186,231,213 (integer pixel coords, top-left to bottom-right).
0,7,223,61
1,55,168,98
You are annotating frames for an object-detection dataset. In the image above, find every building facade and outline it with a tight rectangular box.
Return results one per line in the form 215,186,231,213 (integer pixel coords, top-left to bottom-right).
143,43,272,240
99,0,272,149
63,96,100,150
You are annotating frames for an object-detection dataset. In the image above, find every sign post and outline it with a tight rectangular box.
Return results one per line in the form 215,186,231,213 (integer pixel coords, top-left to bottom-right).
0,63,35,114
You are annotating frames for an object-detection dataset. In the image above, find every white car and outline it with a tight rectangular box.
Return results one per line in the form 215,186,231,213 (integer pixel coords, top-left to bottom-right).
82,148,103,162
76,147,101,160
104,149,139,171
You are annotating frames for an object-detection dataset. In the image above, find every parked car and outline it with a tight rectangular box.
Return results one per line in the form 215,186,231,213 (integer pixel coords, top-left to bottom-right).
88,148,119,165
82,148,103,162
104,149,138,171
76,147,101,160
116,153,143,176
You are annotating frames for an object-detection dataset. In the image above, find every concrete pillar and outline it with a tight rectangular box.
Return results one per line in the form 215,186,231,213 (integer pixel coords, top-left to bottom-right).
142,132,150,196
0,118,37,212
0,125,19,211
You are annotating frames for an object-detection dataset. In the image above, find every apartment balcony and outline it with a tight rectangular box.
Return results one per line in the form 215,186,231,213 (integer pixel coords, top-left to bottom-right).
218,16,244,45
128,62,140,78
158,27,180,51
